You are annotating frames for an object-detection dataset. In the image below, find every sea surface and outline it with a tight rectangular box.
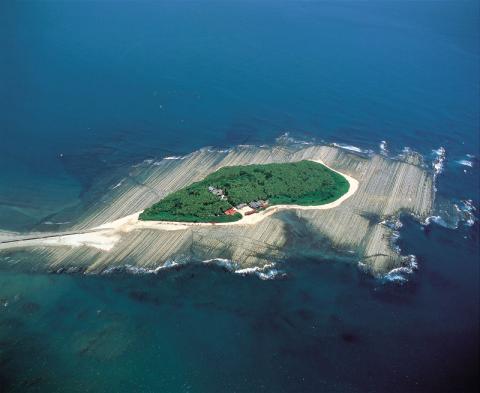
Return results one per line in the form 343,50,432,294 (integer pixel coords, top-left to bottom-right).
0,1,478,392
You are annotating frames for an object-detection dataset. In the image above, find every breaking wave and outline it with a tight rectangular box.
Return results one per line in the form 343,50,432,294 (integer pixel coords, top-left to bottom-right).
423,215,449,228
202,257,237,270
234,263,285,280
203,258,284,280
381,217,403,254
111,179,124,190
454,199,477,227
431,146,446,178
423,199,477,229
206,147,233,154
275,132,314,146
378,217,418,283
383,255,418,283
133,155,187,168
43,221,71,225
102,259,181,275
379,140,389,156
456,159,473,168
331,142,374,155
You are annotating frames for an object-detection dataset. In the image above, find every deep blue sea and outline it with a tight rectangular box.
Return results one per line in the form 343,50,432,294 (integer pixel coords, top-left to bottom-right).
0,1,478,392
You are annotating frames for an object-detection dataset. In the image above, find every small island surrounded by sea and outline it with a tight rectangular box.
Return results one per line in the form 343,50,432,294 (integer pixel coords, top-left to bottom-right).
0,142,432,278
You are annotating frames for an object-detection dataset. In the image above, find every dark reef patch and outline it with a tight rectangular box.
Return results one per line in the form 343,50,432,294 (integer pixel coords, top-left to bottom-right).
20,302,41,315
340,332,360,344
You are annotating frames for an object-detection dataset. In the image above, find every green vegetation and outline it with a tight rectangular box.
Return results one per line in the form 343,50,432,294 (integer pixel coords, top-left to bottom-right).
139,160,350,222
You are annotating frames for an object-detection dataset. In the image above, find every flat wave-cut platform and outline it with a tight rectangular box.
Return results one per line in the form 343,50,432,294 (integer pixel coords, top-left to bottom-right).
0,144,434,276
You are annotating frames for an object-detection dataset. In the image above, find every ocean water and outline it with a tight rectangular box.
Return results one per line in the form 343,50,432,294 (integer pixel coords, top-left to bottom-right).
0,1,478,392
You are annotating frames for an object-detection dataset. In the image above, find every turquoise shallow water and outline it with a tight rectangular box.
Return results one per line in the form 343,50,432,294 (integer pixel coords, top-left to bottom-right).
0,1,479,392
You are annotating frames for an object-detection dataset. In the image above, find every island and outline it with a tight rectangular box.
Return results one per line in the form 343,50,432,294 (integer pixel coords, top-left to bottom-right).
0,143,434,278
139,160,350,223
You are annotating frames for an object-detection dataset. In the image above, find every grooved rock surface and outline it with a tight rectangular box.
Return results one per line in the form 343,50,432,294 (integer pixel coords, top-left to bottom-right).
0,144,434,276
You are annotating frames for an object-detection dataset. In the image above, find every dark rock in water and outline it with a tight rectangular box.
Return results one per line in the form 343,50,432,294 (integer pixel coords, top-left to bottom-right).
128,290,161,306
128,290,149,302
424,268,456,290
0,373,12,392
341,333,359,343
0,317,24,330
21,376,45,389
371,282,416,305
193,301,215,310
74,323,132,361
281,315,296,329
279,337,325,363
76,309,91,321
21,302,41,314
329,313,341,322
296,308,314,322
298,289,313,304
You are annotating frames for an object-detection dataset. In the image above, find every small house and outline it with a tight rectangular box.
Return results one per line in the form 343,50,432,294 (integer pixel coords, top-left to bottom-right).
224,208,237,216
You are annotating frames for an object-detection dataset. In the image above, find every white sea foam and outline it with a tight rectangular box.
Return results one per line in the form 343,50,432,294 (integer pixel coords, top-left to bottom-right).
432,146,446,177
102,260,180,275
423,215,449,228
424,198,477,230
111,179,124,189
332,143,363,153
331,142,374,156
102,257,284,280
206,148,232,154
257,269,283,280
456,159,473,167
134,156,186,167
276,132,314,146
454,199,477,227
383,269,408,283
202,258,284,280
43,221,71,225
381,217,403,250
379,140,389,156
234,263,284,280
381,217,403,230
379,217,419,283
383,255,417,283
395,146,410,160
202,258,238,270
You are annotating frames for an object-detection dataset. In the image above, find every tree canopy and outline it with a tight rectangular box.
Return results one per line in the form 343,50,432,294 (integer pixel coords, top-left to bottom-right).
139,160,349,222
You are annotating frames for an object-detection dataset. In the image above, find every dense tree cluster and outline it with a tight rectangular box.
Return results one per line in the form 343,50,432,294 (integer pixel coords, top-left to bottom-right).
139,186,240,223
139,160,349,222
